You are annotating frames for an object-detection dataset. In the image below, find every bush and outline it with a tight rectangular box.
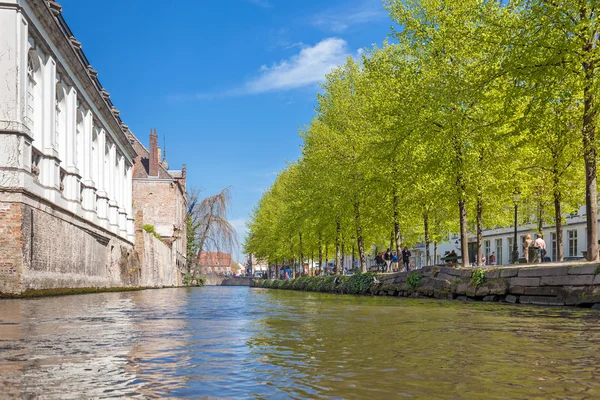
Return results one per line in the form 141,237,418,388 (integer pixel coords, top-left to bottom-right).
471,269,485,286
339,273,376,295
142,224,162,241
407,272,422,288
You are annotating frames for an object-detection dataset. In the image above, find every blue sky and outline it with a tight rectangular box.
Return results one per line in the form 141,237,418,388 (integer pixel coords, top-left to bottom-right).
59,0,393,261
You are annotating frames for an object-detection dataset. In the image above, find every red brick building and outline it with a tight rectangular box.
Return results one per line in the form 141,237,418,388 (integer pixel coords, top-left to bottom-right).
198,252,232,275
130,129,187,273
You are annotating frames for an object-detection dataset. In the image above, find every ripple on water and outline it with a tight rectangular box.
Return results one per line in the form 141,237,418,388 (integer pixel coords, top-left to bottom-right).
1,287,600,398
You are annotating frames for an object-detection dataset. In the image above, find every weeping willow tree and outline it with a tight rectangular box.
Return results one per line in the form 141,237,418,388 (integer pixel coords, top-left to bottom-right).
187,186,238,274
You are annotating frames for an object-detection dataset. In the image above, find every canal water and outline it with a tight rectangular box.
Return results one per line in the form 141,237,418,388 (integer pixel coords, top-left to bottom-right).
1,287,599,399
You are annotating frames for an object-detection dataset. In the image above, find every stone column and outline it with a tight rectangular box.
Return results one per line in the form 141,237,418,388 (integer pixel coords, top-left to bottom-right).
81,109,96,219
108,141,119,233
0,7,33,189
63,86,80,210
118,154,127,237
96,129,109,229
126,165,134,242
39,55,59,202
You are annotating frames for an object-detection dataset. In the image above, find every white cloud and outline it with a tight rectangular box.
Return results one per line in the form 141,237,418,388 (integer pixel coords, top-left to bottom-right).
244,37,350,94
167,38,352,101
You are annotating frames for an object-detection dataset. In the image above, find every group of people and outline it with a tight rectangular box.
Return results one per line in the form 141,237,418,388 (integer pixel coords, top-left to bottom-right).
474,233,547,266
374,247,413,272
523,233,547,262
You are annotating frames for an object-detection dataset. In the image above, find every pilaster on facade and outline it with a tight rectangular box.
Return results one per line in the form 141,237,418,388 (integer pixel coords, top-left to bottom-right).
0,0,137,244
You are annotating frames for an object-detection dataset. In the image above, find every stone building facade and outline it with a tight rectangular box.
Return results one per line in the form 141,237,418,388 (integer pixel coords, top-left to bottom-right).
131,129,187,277
0,0,138,294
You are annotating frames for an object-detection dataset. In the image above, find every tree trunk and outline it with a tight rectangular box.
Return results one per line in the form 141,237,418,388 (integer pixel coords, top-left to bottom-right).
299,232,303,277
582,22,598,261
476,192,483,266
340,239,345,275
537,204,544,234
335,216,341,273
455,137,469,267
355,201,366,272
290,238,295,279
424,208,431,266
325,244,328,275
318,233,323,276
553,163,564,262
433,242,438,265
352,243,356,273
311,250,314,276
393,197,402,260
459,198,469,267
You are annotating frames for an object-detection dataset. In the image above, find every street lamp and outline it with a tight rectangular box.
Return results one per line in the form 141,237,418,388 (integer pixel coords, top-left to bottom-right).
512,189,521,264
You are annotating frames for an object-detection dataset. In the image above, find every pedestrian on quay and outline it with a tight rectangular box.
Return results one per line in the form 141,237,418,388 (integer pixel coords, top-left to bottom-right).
523,234,533,263
402,246,411,272
489,252,496,266
384,248,392,273
535,233,547,262
480,253,486,266
392,252,399,272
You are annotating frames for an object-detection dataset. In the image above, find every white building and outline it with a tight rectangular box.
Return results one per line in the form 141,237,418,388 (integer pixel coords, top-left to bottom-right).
0,0,135,241
413,205,590,267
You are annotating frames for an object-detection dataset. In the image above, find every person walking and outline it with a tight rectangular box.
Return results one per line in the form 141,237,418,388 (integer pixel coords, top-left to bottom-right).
523,234,533,263
384,248,392,273
392,252,399,272
535,233,547,262
402,246,411,272
489,252,496,266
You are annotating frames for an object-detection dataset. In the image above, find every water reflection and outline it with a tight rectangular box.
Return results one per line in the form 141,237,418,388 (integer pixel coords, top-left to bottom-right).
1,287,600,399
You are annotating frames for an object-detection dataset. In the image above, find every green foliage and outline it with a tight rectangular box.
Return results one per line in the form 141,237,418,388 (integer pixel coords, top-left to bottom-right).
339,273,377,295
407,272,422,288
243,0,593,268
142,224,162,241
253,273,376,295
471,269,486,287
183,274,204,287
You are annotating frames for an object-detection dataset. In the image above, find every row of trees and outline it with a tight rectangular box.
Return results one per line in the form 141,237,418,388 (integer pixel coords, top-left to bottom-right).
244,0,599,271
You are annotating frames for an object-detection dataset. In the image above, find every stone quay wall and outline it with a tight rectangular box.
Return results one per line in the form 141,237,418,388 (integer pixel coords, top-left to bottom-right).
0,191,140,296
137,230,182,288
253,263,600,308
202,275,255,286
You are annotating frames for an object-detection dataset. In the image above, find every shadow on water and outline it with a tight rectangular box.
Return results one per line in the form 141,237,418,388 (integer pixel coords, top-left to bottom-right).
1,287,599,399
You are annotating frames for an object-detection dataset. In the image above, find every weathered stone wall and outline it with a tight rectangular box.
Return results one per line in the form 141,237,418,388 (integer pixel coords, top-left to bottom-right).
202,275,254,286
254,263,600,308
0,191,140,295
139,230,182,287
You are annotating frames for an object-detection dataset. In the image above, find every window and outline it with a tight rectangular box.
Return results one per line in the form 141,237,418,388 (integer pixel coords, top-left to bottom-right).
508,237,514,263
484,240,491,264
25,56,35,130
551,232,557,261
568,230,578,257
495,238,503,265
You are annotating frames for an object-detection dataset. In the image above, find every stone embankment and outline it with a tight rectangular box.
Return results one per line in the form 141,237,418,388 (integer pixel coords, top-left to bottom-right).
202,275,255,286
253,262,600,308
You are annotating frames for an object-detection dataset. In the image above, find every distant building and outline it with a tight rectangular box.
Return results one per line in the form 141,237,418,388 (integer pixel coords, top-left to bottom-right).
198,252,232,274
416,205,593,267
131,129,187,273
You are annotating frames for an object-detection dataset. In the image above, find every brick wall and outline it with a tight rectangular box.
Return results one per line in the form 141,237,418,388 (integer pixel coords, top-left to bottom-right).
0,191,140,295
0,202,24,294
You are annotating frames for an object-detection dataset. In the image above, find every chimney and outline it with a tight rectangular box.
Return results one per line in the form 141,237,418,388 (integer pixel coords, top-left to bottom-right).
149,128,159,177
